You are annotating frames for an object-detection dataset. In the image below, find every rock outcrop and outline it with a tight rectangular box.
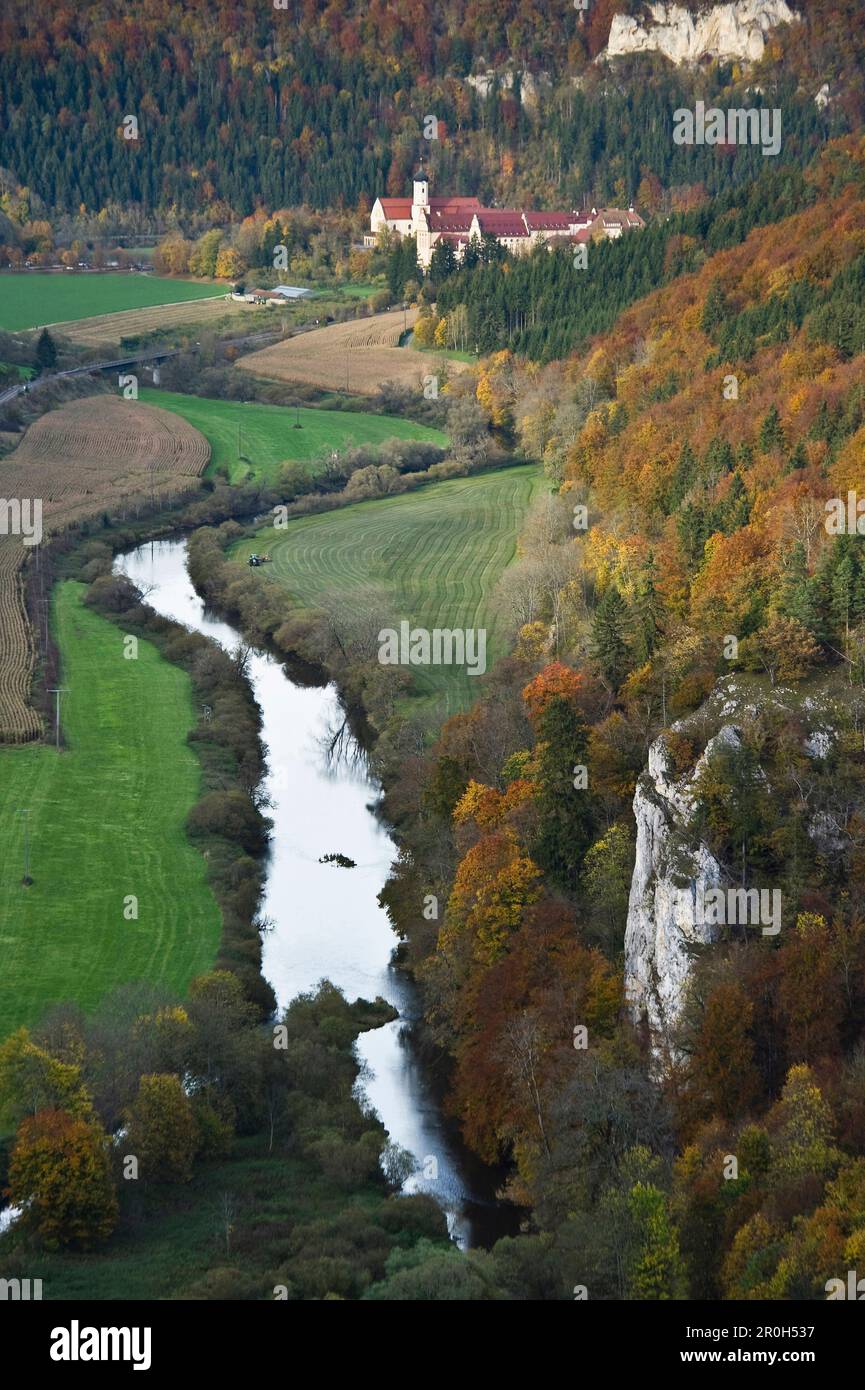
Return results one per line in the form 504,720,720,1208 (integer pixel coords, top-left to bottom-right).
624,725,741,1047
465,69,551,108
605,1,799,67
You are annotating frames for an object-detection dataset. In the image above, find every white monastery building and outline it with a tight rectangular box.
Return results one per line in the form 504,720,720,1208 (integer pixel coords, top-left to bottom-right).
367,168,645,269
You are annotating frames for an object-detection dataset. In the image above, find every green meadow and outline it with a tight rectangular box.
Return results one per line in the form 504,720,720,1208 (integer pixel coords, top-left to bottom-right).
231,463,542,717
143,388,448,485
0,272,223,332
0,582,220,1040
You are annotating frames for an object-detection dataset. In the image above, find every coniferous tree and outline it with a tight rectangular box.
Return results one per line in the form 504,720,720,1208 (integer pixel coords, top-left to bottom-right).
780,540,821,635
532,695,594,891
787,439,809,473
719,472,751,533
700,277,727,336
669,442,698,510
633,555,663,662
591,587,632,689
759,405,785,453
428,239,457,286
34,328,57,373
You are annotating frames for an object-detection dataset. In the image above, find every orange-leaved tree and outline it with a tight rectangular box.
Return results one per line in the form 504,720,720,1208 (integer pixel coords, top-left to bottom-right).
8,1108,118,1249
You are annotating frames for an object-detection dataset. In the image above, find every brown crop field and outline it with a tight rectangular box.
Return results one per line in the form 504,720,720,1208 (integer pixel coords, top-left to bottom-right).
51,296,268,346
236,307,471,394
0,539,39,740
0,396,210,741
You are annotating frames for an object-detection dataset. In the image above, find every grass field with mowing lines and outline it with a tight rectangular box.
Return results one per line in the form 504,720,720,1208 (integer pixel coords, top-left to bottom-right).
143,388,448,485
0,272,224,332
230,463,542,717
0,582,221,1040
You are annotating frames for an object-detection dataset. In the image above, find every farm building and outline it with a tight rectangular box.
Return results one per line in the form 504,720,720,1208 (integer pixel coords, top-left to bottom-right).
367,167,645,269
233,285,314,304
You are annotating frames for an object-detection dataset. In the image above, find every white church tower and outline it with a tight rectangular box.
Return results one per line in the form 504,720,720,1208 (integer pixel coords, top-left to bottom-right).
411,165,429,225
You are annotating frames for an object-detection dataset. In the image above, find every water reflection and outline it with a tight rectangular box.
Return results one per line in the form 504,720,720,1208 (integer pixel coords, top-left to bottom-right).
114,538,514,1248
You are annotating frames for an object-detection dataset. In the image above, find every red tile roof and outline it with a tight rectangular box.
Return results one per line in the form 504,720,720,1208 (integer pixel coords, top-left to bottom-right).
376,189,645,245
474,210,530,236
428,210,474,232
431,196,483,210
378,195,482,218
523,212,573,231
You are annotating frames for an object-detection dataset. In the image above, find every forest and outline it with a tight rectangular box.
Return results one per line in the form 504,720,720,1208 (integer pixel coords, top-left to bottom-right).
5,0,865,1319
0,0,854,233
356,134,865,1297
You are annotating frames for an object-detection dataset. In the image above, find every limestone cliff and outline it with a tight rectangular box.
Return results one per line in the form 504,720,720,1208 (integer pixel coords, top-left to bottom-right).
624,725,739,1047
624,676,842,1053
605,1,799,67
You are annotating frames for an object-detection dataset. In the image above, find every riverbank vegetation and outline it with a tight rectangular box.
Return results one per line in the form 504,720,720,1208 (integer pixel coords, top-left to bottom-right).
365,136,865,1298
163,132,865,1298
199,463,542,720
143,388,448,486
0,976,464,1300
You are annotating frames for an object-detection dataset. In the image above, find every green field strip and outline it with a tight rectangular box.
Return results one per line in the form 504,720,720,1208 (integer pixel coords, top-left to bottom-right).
142,389,448,485
0,273,224,332
0,582,221,1039
230,463,542,717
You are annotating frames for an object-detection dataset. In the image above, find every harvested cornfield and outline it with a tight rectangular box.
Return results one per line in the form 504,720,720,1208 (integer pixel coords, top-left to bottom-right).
51,295,266,347
10,396,210,480
237,307,471,394
0,396,210,741
0,539,39,742
310,308,420,349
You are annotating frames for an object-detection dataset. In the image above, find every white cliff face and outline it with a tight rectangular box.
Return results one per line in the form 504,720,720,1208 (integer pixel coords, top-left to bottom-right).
624,726,741,1046
606,1,799,66
465,70,550,108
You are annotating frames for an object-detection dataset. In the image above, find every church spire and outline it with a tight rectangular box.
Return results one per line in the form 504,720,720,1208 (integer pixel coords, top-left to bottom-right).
412,162,429,212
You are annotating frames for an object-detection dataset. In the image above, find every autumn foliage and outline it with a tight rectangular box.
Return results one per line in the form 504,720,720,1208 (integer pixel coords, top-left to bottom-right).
7,1109,118,1250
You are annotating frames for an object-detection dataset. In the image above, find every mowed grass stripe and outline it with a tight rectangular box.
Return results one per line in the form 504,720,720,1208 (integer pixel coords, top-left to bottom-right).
0,582,221,1039
142,389,448,485
231,464,542,717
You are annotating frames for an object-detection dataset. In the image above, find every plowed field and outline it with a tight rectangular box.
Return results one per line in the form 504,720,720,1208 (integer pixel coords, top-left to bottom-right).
0,396,210,740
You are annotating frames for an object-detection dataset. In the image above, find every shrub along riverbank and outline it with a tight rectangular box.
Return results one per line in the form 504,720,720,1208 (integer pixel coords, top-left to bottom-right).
0,500,468,1300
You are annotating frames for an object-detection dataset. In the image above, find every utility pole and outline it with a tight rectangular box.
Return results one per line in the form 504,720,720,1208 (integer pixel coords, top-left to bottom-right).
16,808,32,885
47,686,68,751
39,597,49,653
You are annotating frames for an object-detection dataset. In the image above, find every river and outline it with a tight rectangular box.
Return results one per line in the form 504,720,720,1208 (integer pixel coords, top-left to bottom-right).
114,537,516,1249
